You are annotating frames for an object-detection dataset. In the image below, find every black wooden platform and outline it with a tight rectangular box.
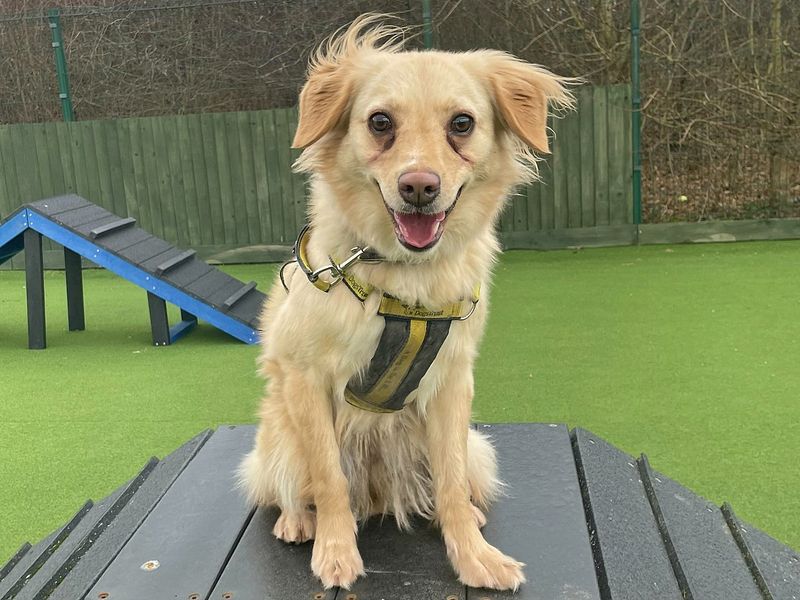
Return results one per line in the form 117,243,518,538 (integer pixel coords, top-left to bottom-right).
1,424,797,600
0,195,266,348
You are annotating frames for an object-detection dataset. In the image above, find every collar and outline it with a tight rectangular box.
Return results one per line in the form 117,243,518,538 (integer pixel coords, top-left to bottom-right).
291,225,480,321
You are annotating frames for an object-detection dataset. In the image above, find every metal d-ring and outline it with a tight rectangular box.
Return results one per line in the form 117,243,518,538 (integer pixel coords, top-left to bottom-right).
455,299,479,321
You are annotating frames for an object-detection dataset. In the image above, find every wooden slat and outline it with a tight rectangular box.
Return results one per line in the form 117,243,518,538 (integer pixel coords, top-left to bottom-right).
177,115,202,247
638,455,763,600
525,180,541,232
512,186,528,232
274,108,298,241
538,158,555,230
607,85,629,225
153,249,196,275
0,532,61,597
45,123,68,199
131,119,152,230
347,516,465,599
572,428,682,599
87,426,255,600
263,110,286,244
160,258,214,288
163,116,189,246
89,217,137,239
251,109,273,244
221,280,257,310
92,120,116,216
640,217,800,244
565,108,583,227
579,86,597,228
116,118,140,224
15,461,159,600
80,122,102,206
0,543,31,584
48,431,213,600
474,423,601,599
238,111,262,244
551,116,569,230
0,501,93,599
209,507,335,600
29,194,92,216
226,112,249,244
152,116,179,244
94,227,151,253
140,117,164,240
500,224,636,250
0,127,18,216
10,121,40,203
31,123,57,199
119,236,173,266
104,118,128,222
200,112,225,246
215,112,237,244
54,122,77,195
729,508,800,599
185,270,240,302
186,114,214,246
50,204,111,228
593,85,610,225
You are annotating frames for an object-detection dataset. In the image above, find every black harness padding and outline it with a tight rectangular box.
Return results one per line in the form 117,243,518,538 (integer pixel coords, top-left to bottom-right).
345,318,452,412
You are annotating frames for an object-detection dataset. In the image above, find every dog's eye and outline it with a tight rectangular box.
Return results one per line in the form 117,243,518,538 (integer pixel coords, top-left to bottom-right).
369,113,393,134
450,114,474,135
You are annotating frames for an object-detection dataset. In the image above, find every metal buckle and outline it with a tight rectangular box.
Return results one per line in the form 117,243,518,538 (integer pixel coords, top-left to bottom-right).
307,245,371,288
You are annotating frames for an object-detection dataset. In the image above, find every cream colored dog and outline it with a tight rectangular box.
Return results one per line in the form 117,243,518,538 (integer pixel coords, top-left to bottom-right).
239,15,573,592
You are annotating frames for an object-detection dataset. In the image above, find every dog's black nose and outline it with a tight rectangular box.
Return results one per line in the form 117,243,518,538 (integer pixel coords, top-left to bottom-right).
398,171,440,206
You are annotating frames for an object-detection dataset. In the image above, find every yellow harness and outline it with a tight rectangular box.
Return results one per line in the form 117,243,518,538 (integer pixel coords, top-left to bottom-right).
289,226,479,413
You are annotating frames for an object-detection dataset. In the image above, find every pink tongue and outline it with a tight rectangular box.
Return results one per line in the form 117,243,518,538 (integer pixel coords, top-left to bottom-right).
394,212,445,248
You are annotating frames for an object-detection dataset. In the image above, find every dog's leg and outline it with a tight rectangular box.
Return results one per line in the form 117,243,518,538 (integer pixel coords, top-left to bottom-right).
239,398,317,543
427,374,525,591
283,366,365,590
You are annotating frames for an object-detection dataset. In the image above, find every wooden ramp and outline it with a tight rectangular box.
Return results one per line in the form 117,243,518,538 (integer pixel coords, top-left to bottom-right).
1,424,797,600
0,195,266,348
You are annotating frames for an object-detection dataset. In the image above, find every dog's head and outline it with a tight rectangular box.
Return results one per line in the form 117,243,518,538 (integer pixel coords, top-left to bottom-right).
293,15,574,261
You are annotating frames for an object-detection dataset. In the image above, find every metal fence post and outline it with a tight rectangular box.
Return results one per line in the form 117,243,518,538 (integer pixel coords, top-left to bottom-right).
48,8,75,122
631,0,642,230
422,0,433,49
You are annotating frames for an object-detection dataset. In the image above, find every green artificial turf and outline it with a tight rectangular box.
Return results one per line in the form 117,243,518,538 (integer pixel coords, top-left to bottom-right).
1,241,799,564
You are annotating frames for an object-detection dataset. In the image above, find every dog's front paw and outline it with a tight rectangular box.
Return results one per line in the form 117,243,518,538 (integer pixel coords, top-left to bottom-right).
311,536,365,589
452,540,526,591
273,509,316,544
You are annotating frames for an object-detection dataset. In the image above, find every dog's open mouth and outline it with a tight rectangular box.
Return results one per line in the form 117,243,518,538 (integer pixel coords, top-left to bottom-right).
390,210,447,250
384,187,462,252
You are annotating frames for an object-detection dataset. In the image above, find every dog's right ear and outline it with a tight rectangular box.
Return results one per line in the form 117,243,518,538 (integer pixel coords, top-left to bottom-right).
292,64,351,149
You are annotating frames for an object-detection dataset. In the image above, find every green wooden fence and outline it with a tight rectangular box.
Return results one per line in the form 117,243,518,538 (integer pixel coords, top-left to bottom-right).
0,84,632,267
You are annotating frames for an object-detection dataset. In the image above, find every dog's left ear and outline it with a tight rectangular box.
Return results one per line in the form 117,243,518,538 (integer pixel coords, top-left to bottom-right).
485,53,572,154
292,64,351,149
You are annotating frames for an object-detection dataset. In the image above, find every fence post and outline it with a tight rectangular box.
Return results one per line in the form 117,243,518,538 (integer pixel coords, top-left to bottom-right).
48,8,75,122
421,0,433,49
630,0,642,230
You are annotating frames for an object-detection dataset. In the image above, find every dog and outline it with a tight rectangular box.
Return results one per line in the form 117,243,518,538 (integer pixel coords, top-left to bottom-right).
239,14,573,591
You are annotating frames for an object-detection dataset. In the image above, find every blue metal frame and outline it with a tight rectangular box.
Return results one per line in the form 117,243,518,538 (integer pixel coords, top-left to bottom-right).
26,209,260,344
0,209,29,266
